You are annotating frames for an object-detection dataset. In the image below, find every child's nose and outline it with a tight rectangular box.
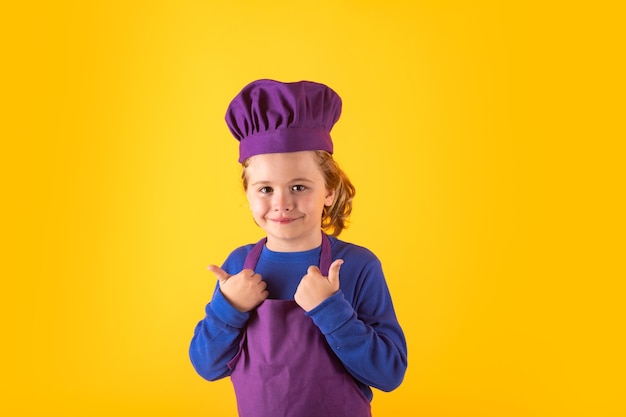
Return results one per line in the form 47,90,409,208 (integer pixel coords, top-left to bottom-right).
273,191,293,211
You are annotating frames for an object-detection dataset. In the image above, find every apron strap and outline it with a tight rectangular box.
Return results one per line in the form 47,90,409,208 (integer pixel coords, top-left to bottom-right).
243,232,332,275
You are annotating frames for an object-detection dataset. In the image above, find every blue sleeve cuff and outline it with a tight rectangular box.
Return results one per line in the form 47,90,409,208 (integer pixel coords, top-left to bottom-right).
207,289,250,329
306,290,356,334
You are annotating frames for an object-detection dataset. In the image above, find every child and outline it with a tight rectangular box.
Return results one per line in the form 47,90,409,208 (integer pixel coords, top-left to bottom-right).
189,79,407,417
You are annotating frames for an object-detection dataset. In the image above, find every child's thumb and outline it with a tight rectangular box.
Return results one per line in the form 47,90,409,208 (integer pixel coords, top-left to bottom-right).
207,265,230,284
328,259,344,286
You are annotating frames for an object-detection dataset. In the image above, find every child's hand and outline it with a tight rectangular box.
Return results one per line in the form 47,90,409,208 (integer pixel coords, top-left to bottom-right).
207,265,268,312
294,259,343,312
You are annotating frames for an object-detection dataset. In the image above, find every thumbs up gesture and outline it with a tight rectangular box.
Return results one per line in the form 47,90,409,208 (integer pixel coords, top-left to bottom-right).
207,265,269,312
294,259,344,312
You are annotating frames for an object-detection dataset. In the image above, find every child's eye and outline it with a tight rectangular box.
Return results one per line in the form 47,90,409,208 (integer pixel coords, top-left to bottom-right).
259,186,273,194
292,185,306,192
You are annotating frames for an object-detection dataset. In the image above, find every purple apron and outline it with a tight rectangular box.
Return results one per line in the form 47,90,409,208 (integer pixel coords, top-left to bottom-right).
227,234,372,417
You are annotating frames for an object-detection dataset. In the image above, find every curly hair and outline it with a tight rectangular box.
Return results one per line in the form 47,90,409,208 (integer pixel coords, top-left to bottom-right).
241,151,355,236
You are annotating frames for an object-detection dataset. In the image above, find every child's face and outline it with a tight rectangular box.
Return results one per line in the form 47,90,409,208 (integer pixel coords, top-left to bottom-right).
245,151,335,252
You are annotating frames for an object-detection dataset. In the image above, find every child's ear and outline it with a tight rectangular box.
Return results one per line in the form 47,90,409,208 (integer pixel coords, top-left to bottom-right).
324,188,336,207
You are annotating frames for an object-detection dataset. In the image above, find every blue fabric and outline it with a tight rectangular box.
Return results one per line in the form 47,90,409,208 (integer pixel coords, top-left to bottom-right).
189,236,408,401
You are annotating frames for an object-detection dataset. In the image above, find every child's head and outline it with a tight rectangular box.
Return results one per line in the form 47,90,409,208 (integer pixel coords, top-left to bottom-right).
226,79,354,238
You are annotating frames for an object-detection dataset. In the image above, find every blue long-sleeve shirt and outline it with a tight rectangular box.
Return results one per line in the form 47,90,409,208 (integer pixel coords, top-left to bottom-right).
189,236,408,401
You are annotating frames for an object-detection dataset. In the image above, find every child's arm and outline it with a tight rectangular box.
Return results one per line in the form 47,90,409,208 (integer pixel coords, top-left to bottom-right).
189,281,250,381
307,257,408,392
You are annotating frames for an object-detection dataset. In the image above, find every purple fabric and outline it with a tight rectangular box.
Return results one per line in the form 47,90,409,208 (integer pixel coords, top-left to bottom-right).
225,79,342,163
228,234,372,417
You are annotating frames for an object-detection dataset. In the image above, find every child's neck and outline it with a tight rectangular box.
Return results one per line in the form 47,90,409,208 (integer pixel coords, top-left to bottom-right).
265,232,323,253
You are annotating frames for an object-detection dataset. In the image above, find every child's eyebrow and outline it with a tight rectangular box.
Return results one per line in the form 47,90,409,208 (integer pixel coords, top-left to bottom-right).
250,180,270,187
250,178,315,187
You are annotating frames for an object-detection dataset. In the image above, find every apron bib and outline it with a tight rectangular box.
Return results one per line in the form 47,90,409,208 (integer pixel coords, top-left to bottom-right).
227,234,372,417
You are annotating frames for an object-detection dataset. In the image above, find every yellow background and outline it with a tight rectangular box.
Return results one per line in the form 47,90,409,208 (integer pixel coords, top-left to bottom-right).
2,1,624,416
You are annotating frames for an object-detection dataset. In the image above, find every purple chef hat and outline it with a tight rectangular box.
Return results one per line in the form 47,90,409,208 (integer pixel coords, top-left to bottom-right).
225,79,342,163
